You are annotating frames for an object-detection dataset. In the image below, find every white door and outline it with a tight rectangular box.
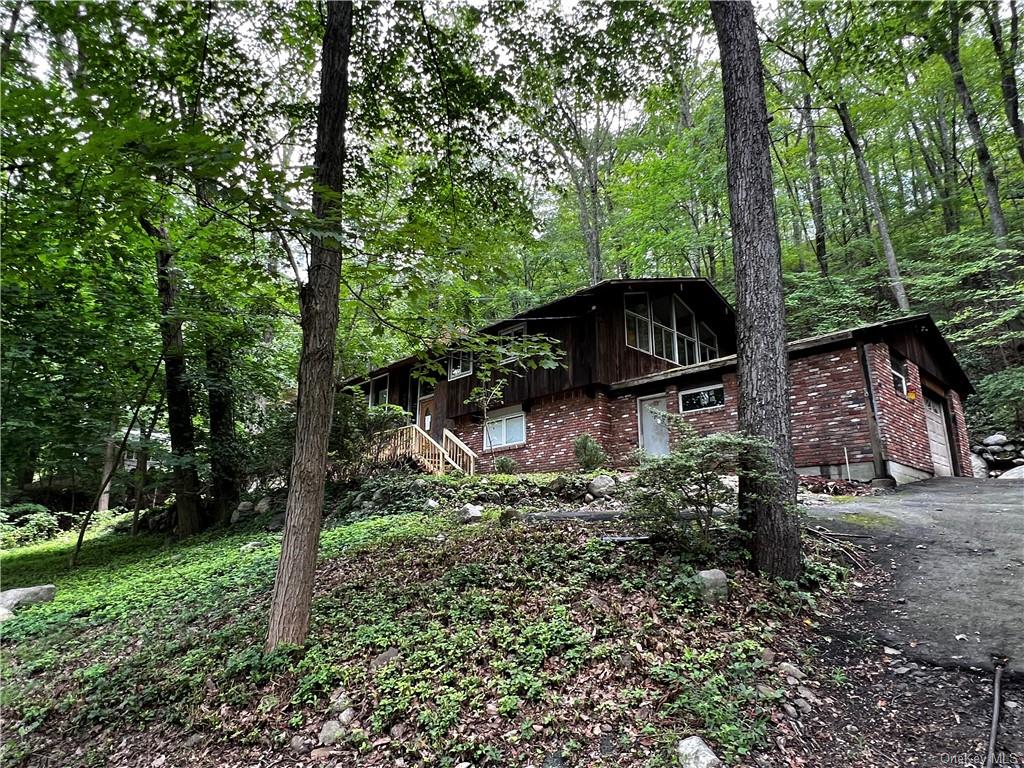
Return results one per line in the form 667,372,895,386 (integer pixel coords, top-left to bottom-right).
924,395,954,477
639,396,670,456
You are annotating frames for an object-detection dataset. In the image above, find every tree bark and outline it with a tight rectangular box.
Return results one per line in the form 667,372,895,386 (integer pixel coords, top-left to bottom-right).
711,0,800,581
266,0,353,652
835,101,911,311
132,394,164,537
141,215,203,536
799,92,828,275
984,0,1024,166
205,335,240,524
944,4,1009,244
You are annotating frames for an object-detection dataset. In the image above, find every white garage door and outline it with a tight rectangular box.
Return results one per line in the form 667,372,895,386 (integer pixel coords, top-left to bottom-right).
924,395,954,477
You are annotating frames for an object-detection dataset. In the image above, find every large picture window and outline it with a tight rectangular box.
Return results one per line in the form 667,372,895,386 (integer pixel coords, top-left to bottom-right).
369,374,389,406
483,406,526,449
678,384,725,412
625,292,718,365
499,323,526,363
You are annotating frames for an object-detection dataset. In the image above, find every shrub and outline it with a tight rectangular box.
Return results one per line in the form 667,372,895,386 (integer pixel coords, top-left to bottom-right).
573,433,607,472
493,456,518,474
0,504,62,548
630,423,774,546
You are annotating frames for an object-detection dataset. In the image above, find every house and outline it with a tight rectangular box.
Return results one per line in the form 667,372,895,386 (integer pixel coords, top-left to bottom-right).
360,278,973,484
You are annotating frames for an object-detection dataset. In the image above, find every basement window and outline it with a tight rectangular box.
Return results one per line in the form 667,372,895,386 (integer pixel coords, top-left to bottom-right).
483,406,526,449
678,384,725,412
891,354,908,396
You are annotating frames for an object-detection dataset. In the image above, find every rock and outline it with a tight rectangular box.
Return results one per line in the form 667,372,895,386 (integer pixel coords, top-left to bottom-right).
338,707,356,726
695,569,728,604
892,666,911,675
883,646,901,656
584,493,595,504
676,736,723,768
267,513,286,532
761,648,776,664
318,720,345,746
291,735,312,754
547,476,568,494
310,747,333,761
794,697,812,714
425,499,439,510
756,684,777,698
370,647,402,669
971,454,989,478
1003,443,1018,452
230,501,255,524
542,753,567,768
778,662,805,680
587,475,616,498
983,433,1008,446
328,687,350,713
0,584,56,611
796,685,820,703
389,723,406,739
997,464,1024,480
459,503,483,523
255,496,273,515
0,606,14,623
782,703,798,719
239,541,267,553
372,489,386,502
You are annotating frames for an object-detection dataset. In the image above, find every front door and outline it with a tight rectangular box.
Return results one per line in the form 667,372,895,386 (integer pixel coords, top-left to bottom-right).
417,397,434,435
924,395,954,477
639,396,670,456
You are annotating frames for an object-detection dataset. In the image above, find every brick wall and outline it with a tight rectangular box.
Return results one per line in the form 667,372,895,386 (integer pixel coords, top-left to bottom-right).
946,388,972,476
454,344,963,479
867,343,933,474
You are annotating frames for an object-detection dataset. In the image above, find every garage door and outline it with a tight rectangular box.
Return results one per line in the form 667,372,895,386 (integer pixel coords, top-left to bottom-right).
924,395,954,477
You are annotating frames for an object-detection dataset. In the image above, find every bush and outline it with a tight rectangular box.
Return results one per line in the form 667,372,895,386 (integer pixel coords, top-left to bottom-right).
493,456,518,474
630,423,773,546
0,503,62,549
573,433,607,472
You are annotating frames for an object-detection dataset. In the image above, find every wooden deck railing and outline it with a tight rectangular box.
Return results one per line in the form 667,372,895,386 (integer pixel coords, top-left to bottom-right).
373,424,478,475
442,428,477,475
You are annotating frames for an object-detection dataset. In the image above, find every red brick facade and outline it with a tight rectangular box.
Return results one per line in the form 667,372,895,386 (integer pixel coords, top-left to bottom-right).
452,343,972,481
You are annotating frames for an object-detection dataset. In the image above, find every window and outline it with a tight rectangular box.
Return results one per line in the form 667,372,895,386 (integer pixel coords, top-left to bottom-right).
624,292,652,353
369,374,389,406
449,350,473,381
891,354,908,396
624,292,718,365
483,406,526,449
679,384,725,412
499,323,526,363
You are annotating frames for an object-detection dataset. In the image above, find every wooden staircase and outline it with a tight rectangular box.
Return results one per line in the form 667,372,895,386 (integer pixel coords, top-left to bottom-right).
373,424,478,475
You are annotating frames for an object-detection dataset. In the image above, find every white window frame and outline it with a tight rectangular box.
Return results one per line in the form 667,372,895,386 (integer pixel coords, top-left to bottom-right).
891,355,908,396
448,350,473,381
483,405,526,450
624,292,653,354
369,374,389,406
678,384,725,413
499,323,526,364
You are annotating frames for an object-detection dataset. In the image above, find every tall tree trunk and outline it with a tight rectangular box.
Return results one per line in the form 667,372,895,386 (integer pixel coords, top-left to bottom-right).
944,4,1009,244
984,0,1024,166
266,0,353,652
835,101,911,311
911,116,958,233
97,415,119,513
800,92,828,275
205,335,240,524
711,0,800,581
132,394,164,536
141,215,203,536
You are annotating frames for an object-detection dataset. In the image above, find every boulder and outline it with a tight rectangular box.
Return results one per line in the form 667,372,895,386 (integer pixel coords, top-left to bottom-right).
459,503,483,524
983,433,1008,446
587,475,616,498
318,720,345,746
547,476,568,495
997,464,1024,480
0,584,56,611
778,662,805,680
255,496,273,515
239,541,268,554
0,607,14,623
695,569,728,604
267,513,286,532
230,501,255,524
676,736,722,768
338,707,356,726
971,454,989,478
370,647,402,669
425,499,440,511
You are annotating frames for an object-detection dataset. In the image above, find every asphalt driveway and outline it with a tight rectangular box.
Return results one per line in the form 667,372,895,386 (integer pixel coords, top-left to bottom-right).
808,477,1024,676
